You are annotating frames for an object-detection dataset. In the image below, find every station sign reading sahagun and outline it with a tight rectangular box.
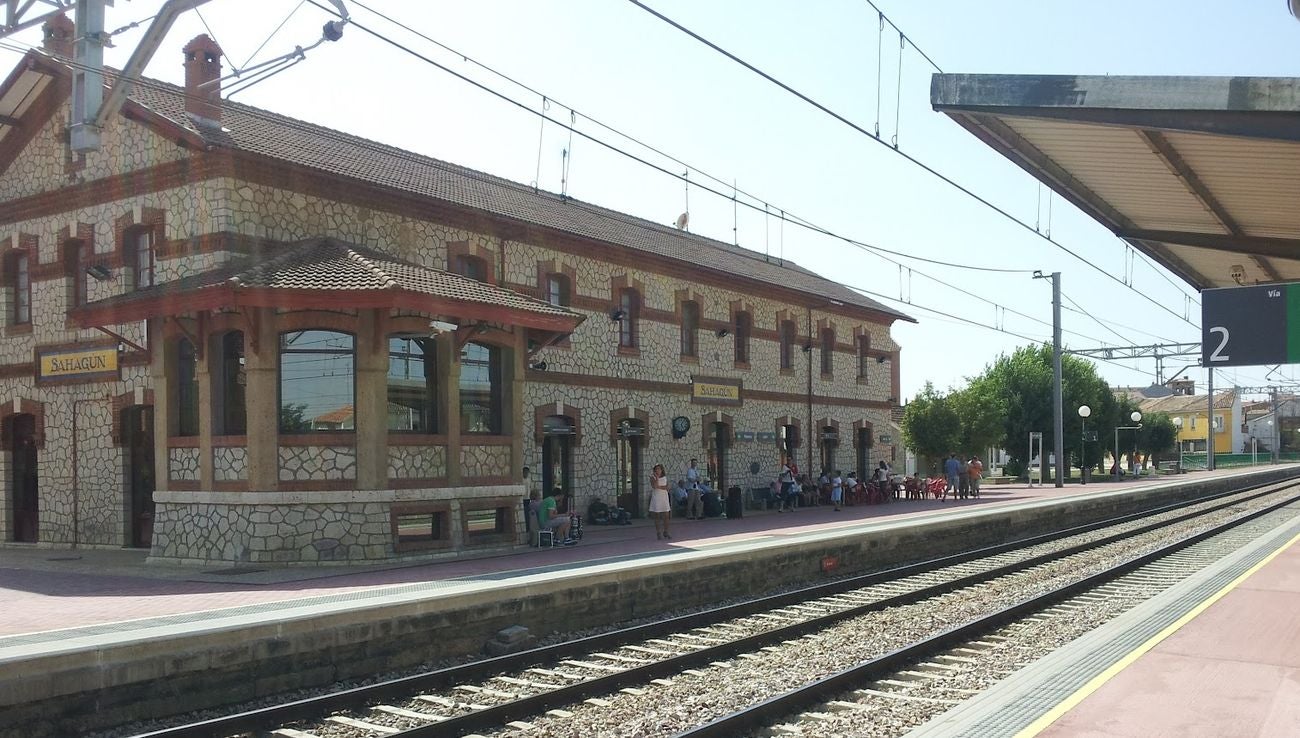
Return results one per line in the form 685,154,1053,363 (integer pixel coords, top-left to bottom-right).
1202,283,1300,368
37,346,119,384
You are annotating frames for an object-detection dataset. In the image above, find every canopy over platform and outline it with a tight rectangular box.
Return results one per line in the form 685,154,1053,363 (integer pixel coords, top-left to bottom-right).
932,73,1300,289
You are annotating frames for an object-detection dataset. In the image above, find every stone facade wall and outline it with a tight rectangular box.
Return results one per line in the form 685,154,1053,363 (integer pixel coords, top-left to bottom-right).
212,446,247,482
460,443,512,480
278,446,357,482
386,444,446,480
150,485,525,565
167,447,200,482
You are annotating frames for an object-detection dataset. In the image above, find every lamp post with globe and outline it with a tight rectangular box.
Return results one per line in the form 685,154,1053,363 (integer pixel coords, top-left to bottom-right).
1115,411,1142,482
1078,405,1091,484
1172,416,1184,471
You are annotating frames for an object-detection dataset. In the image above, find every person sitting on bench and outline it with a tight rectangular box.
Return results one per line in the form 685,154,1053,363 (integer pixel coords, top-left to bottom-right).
531,490,574,545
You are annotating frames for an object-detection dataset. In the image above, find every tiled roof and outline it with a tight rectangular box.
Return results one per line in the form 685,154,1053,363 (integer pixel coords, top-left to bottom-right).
117,71,913,323
1138,390,1237,414
78,238,581,323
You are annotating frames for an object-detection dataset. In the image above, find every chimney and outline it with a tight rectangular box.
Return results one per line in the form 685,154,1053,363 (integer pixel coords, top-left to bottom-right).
182,34,223,127
42,14,74,58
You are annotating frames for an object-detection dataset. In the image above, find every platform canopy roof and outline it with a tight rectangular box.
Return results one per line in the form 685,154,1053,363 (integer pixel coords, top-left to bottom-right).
932,73,1300,290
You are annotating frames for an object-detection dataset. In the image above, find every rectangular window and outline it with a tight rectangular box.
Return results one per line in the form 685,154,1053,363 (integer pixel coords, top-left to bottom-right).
176,338,199,437
392,505,451,552
734,312,751,364
1191,415,1197,429
133,230,154,289
11,252,30,325
779,321,795,370
67,240,89,307
453,254,487,282
820,328,835,376
388,335,437,432
279,330,355,433
1213,415,1224,432
546,274,569,307
857,336,869,379
465,507,508,537
681,301,699,358
619,290,639,349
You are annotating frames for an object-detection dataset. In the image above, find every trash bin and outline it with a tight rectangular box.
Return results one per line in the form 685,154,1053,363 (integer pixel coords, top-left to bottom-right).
726,486,743,519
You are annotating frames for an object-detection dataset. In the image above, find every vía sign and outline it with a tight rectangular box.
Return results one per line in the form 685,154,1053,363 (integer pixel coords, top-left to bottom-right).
37,345,119,384
690,376,742,406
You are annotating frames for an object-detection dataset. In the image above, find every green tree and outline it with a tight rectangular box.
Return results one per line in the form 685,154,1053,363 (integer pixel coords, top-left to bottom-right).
950,373,1004,460
279,402,311,433
1137,411,1178,465
901,383,961,474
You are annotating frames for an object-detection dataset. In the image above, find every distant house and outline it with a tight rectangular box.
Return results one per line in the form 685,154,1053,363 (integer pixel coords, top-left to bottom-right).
1138,390,1242,454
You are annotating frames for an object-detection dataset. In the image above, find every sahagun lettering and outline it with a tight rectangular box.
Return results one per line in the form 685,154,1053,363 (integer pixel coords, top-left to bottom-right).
49,354,109,373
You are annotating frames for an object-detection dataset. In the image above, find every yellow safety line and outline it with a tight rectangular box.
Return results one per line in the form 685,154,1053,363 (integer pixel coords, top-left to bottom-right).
1014,530,1300,737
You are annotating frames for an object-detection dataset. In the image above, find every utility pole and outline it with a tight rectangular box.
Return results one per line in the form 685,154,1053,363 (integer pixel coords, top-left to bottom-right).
1272,387,1280,465
1033,270,1064,488
1206,367,1215,471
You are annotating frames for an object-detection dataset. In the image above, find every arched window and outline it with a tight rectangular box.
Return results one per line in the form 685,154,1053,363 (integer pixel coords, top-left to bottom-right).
453,254,488,282
129,228,154,290
734,311,751,365
175,338,199,437
619,289,640,349
211,331,246,435
779,320,796,371
681,300,700,358
857,335,870,380
279,330,355,433
546,274,570,307
820,327,835,376
6,251,29,325
460,341,502,434
388,335,438,432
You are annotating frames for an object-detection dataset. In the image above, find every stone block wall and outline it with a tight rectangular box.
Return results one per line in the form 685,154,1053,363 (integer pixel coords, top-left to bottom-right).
386,444,447,480
278,445,357,482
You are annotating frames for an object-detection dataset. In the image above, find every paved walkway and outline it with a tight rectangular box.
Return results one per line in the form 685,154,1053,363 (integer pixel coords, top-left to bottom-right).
0,468,1280,640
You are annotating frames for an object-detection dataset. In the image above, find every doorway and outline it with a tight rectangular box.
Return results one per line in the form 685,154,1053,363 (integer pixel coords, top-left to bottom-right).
820,426,839,475
855,427,873,478
122,406,155,548
616,419,645,516
707,421,730,492
541,415,574,501
7,413,38,542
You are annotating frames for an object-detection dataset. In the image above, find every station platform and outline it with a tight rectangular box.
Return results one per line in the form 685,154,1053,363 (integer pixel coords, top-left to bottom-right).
907,476,1300,738
2,465,1298,736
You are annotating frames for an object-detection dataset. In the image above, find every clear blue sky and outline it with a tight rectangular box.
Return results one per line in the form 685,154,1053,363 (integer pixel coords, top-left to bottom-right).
6,0,1300,401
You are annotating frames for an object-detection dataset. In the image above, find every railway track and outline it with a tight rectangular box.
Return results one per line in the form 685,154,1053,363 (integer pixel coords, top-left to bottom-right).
129,479,1300,738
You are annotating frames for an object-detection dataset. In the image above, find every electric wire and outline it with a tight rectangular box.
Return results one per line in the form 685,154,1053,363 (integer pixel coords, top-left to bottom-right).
862,0,944,73
624,0,1202,327
239,0,307,72
338,0,1033,275
0,24,1162,375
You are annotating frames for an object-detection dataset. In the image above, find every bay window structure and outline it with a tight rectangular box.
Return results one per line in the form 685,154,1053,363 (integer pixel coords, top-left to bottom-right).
388,335,438,432
175,338,199,437
460,341,502,434
279,330,355,432
211,331,246,435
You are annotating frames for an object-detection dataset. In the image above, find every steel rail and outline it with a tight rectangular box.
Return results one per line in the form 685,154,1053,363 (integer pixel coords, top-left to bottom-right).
674,488,1300,737
133,475,1298,738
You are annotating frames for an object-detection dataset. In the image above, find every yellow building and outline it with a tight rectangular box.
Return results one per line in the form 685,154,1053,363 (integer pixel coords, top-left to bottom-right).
1139,391,1241,455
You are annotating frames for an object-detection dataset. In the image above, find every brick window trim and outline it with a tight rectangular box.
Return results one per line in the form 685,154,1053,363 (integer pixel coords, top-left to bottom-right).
460,497,519,547
391,501,454,552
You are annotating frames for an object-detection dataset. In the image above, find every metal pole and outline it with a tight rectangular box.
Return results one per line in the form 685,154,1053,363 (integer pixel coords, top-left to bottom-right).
1051,272,1064,488
1271,387,1280,465
1207,368,1216,471
1113,426,1120,482
1080,418,1085,485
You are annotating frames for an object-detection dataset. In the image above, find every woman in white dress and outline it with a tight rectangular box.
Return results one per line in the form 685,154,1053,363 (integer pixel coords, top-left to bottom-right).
648,463,672,540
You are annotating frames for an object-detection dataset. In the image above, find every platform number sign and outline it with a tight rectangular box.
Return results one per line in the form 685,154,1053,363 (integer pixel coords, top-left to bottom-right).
1201,283,1300,368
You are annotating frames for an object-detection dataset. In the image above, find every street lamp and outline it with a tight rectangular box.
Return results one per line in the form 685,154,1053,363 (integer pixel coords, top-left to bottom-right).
1078,405,1091,485
1114,411,1142,482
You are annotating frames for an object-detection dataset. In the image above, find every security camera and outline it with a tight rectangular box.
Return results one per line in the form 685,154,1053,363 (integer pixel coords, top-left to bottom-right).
428,320,459,334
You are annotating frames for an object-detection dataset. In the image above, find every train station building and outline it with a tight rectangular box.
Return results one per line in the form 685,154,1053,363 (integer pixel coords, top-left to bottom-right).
0,24,909,565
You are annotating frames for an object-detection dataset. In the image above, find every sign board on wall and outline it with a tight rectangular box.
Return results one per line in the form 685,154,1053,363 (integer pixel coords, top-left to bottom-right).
1202,284,1300,367
735,431,756,442
690,376,742,406
36,345,119,384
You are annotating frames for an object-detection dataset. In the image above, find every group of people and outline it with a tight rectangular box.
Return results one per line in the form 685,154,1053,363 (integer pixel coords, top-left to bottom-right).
773,460,898,512
941,453,984,500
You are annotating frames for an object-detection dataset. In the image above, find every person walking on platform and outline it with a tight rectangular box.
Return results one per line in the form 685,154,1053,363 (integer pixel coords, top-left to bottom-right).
968,456,984,499
649,463,672,540
943,453,961,501
686,458,704,520
777,461,797,512
831,470,844,511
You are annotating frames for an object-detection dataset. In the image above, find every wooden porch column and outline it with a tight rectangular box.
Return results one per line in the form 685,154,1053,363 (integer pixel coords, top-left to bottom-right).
443,332,462,485
243,307,279,491
151,318,171,494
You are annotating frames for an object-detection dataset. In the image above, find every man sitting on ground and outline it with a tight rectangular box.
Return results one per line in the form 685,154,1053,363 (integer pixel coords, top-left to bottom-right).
531,490,575,545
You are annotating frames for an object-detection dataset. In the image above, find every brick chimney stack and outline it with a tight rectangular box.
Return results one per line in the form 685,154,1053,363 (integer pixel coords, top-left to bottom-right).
182,34,223,126
42,14,74,58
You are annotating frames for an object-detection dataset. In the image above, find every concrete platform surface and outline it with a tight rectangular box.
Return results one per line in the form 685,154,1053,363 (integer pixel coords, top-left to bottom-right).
1031,528,1300,738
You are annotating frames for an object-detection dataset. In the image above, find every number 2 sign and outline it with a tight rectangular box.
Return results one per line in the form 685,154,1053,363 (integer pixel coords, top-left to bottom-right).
1201,284,1300,368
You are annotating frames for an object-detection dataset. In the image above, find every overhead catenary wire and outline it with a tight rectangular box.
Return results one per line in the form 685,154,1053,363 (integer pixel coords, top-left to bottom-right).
624,0,1202,327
